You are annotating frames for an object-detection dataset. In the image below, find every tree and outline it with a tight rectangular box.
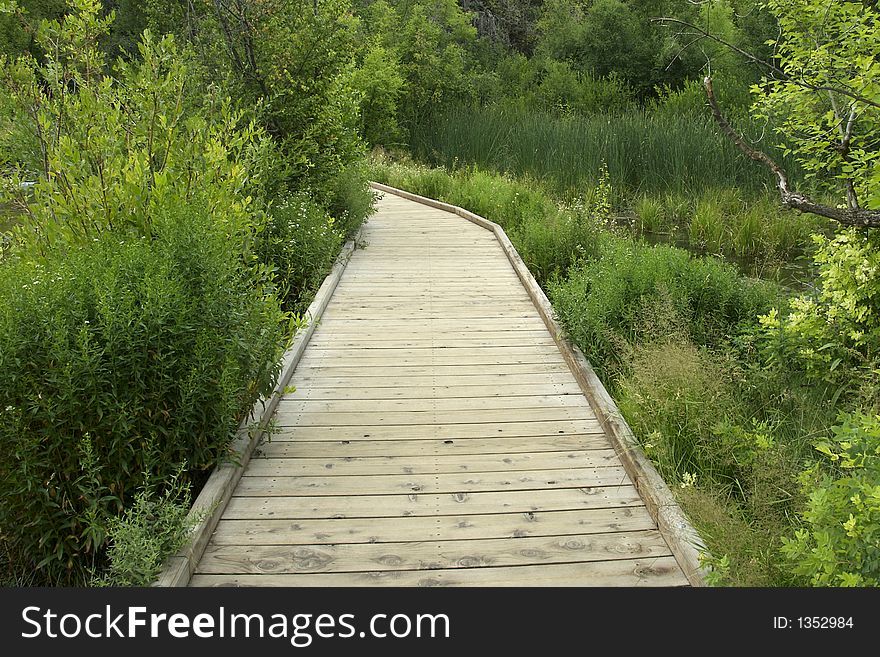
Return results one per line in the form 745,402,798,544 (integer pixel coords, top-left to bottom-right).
658,0,880,226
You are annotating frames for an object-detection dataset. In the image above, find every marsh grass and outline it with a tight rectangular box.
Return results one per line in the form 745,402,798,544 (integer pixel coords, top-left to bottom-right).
410,106,802,198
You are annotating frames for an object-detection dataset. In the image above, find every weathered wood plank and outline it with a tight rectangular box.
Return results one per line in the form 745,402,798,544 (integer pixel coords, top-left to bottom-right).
272,407,596,427
300,346,563,358
267,418,604,440
296,353,567,367
276,394,592,414
286,363,573,377
305,337,556,349
245,449,619,476
283,383,583,400
196,530,673,575
191,557,688,587
222,485,644,519
287,373,581,388
234,466,630,497
258,434,610,459
209,507,657,546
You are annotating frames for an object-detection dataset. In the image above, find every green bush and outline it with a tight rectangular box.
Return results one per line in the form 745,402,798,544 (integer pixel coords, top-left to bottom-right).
326,161,377,239
548,235,780,381
617,340,738,484
0,203,286,585
259,193,345,313
94,463,200,587
781,412,880,586
760,229,880,390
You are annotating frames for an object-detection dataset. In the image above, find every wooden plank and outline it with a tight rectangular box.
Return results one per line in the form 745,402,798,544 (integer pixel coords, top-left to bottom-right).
196,530,673,575
318,311,539,321
320,301,537,312
268,418,604,441
234,466,630,496
287,373,580,388
306,332,555,343
221,485,644,519
258,435,610,459
245,449,619,476
209,506,657,545
288,364,572,377
272,407,595,427
276,395,592,414
312,318,548,330
296,353,567,367
191,557,688,587
325,290,527,297
283,383,584,400
299,346,564,358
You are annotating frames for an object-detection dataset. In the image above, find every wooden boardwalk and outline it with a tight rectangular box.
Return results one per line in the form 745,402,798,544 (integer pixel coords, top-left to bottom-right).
189,190,692,587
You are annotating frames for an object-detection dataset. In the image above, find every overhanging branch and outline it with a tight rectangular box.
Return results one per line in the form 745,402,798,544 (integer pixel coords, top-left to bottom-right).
703,77,880,228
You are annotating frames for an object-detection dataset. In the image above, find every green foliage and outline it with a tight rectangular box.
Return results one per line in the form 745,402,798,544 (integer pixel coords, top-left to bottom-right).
533,0,755,101
617,340,739,484
0,1,286,586
0,4,273,257
351,43,406,146
258,193,344,313
752,0,880,210
548,234,779,381
410,106,800,198
0,0,66,60
0,203,285,585
781,412,880,586
392,0,481,128
524,58,633,115
634,195,668,234
759,229,880,388
325,161,378,239
93,463,200,587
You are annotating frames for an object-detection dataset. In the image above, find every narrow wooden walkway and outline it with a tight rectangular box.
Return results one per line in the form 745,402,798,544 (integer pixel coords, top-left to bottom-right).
190,190,691,586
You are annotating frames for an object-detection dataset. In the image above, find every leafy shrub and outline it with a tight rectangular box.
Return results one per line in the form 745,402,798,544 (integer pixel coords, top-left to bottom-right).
549,235,779,381
511,174,607,282
350,43,406,147
760,229,880,390
326,161,377,239
781,412,880,586
259,193,345,313
94,463,200,587
1,12,274,257
0,201,286,585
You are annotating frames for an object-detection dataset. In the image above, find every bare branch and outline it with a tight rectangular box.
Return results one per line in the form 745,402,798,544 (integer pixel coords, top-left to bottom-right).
654,17,880,110
703,76,880,228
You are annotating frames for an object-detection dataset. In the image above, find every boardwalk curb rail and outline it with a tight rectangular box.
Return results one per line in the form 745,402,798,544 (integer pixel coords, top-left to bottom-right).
152,227,365,587
369,181,708,586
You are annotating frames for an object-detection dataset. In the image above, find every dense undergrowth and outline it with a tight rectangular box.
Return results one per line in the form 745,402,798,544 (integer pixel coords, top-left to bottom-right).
0,2,373,585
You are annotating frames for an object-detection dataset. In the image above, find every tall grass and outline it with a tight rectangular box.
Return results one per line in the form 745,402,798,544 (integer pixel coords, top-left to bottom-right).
410,106,803,199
